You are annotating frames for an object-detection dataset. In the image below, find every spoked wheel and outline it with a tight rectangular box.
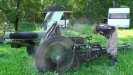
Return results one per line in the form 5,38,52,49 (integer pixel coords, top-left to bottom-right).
56,52,80,74
35,35,74,72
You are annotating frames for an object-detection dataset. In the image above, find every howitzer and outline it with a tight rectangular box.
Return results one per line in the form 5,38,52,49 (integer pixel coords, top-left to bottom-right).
0,5,70,55
0,5,78,73
0,5,133,74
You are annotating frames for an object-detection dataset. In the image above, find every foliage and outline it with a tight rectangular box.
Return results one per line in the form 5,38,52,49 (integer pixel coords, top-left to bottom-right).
18,22,37,31
0,0,133,25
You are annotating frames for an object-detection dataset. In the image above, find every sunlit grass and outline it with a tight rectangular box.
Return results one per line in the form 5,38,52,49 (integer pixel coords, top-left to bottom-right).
0,24,133,75
117,29,133,38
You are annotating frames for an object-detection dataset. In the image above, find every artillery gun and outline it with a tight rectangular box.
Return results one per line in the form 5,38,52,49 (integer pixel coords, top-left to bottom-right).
0,5,132,74
0,5,70,55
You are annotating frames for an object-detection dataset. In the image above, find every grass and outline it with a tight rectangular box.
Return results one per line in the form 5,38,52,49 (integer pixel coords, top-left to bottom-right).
0,24,133,75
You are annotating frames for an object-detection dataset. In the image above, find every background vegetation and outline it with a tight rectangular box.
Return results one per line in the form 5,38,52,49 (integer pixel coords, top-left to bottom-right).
0,0,133,31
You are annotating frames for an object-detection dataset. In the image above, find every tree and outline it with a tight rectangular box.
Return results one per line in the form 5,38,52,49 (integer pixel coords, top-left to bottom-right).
0,0,133,26
0,0,44,31
0,0,21,31
14,0,21,31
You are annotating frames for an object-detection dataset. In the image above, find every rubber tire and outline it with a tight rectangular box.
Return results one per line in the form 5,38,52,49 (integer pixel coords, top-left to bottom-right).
35,35,73,72
56,52,80,73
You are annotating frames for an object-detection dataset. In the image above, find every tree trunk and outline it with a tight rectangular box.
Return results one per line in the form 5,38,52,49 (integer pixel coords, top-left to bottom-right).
14,17,19,31
14,0,21,31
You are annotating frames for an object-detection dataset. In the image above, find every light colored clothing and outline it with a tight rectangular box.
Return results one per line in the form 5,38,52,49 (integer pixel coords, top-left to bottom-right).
106,31,117,56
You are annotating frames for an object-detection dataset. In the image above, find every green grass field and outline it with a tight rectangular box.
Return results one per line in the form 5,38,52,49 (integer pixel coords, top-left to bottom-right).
0,24,133,75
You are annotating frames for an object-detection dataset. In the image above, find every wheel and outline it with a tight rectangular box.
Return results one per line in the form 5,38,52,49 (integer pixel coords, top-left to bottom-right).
56,52,80,73
35,35,73,72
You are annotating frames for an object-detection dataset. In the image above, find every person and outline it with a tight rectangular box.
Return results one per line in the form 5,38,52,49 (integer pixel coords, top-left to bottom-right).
91,21,118,67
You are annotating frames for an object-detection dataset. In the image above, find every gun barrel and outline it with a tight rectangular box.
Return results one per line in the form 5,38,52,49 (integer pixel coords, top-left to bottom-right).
3,31,45,39
0,31,45,48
